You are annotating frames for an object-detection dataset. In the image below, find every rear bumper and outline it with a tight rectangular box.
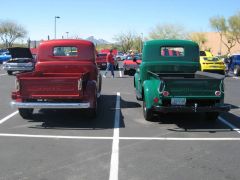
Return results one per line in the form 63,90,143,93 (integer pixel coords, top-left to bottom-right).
152,104,231,113
123,65,138,71
11,101,90,109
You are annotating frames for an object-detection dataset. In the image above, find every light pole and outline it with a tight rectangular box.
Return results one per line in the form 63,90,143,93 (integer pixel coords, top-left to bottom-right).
140,33,143,53
54,16,60,39
66,32,69,39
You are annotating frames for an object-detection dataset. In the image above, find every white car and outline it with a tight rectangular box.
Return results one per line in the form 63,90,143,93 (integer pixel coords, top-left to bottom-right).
115,52,126,61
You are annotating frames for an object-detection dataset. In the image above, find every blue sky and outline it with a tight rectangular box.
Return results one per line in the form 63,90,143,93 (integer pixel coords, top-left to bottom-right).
0,0,239,42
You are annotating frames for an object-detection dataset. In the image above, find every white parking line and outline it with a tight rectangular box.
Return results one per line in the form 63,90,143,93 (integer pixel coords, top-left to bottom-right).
119,70,122,78
232,77,240,79
0,111,18,125
0,73,7,76
1,133,240,141
218,116,240,134
0,133,113,139
109,92,120,180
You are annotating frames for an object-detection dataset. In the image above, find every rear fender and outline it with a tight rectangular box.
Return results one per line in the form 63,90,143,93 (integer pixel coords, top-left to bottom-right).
143,80,161,109
85,80,97,108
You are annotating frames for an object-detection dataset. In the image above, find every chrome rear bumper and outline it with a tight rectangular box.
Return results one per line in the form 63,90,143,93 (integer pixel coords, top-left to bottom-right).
11,101,90,109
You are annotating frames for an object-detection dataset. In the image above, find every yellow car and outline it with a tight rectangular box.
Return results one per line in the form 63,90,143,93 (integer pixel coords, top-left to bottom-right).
200,51,225,75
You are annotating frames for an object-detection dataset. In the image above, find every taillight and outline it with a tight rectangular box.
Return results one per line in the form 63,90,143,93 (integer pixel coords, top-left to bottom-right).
78,78,82,90
15,79,19,91
162,91,169,97
153,97,159,103
215,91,221,96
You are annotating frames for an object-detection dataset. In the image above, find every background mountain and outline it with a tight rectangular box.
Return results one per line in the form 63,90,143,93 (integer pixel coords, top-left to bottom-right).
86,36,110,45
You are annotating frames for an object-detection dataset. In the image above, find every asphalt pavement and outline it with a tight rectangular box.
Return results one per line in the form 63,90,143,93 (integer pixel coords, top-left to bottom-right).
0,66,240,180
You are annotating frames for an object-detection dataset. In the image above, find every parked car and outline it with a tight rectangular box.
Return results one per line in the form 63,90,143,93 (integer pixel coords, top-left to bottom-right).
134,40,230,121
115,52,126,61
123,55,142,76
227,54,240,76
0,51,11,64
200,51,225,75
3,47,35,75
96,53,107,69
11,39,102,119
96,53,119,70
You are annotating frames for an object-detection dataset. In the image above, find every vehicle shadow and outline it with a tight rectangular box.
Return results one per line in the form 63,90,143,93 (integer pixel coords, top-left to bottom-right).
150,104,239,133
28,95,125,130
121,98,141,108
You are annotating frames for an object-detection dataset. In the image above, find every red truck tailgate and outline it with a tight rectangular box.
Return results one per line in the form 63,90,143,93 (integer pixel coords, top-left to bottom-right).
19,73,86,99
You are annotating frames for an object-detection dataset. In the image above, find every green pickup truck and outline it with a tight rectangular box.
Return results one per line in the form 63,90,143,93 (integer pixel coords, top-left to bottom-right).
134,40,230,121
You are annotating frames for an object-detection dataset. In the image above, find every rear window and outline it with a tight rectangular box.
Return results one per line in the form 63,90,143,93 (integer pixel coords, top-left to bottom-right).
200,51,206,56
98,53,107,57
53,47,77,56
161,47,184,57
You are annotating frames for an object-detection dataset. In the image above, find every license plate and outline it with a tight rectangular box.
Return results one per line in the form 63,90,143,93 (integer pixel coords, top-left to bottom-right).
102,63,106,66
171,98,186,106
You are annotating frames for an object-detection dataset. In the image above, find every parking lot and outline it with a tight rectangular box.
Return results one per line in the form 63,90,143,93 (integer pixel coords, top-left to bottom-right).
0,65,240,180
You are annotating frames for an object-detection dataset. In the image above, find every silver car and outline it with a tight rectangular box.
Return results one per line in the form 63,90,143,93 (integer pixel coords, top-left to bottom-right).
2,47,35,75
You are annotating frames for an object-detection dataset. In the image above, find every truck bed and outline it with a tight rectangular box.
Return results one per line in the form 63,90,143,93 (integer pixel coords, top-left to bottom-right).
148,71,224,97
18,72,89,99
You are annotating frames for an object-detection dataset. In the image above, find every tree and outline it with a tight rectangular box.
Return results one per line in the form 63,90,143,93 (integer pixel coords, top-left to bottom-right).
189,32,208,50
132,36,142,53
0,20,27,48
114,31,137,53
148,24,188,40
229,12,240,45
210,16,236,55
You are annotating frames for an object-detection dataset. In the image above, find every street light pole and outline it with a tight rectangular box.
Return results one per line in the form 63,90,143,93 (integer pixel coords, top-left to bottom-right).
66,32,69,39
140,33,143,53
54,16,60,39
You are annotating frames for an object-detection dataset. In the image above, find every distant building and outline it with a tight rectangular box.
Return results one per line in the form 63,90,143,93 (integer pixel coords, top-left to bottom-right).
198,32,240,56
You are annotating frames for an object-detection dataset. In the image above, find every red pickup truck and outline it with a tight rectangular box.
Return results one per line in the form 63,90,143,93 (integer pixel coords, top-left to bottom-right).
11,39,102,119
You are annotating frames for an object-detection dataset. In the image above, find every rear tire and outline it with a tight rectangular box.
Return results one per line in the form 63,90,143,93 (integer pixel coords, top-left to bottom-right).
85,92,97,119
129,69,136,76
7,71,13,75
18,108,33,119
206,112,219,122
143,101,153,121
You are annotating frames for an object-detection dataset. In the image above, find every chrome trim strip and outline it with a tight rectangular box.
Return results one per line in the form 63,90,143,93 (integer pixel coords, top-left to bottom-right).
11,101,90,109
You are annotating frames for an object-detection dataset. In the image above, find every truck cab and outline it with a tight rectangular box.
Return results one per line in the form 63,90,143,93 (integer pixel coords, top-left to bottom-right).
134,40,230,121
12,39,101,119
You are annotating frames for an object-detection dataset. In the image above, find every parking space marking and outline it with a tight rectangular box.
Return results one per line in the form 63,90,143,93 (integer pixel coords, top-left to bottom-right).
109,92,120,180
218,116,240,134
0,73,7,76
0,111,18,125
120,137,240,140
0,133,113,139
119,70,122,78
232,77,240,79
1,133,240,141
